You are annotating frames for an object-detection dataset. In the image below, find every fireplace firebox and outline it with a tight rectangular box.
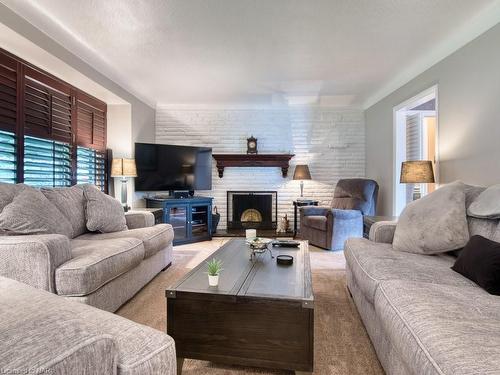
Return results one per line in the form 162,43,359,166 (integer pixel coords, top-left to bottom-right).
227,191,277,230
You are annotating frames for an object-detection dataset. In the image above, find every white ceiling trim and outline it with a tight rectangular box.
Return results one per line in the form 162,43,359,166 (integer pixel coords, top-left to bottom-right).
363,1,500,110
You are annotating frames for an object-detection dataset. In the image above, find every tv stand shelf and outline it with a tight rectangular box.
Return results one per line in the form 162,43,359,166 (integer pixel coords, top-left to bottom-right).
146,196,213,245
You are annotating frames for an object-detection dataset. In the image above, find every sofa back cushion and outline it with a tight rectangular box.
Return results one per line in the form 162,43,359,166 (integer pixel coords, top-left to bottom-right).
393,181,469,254
464,184,500,242
0,183,26,213
42,185,87,238
83,184,127,233
331,179,379,216
0,187,73,237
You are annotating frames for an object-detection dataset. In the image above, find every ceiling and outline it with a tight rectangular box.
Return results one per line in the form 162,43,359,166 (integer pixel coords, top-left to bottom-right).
1,0,498,107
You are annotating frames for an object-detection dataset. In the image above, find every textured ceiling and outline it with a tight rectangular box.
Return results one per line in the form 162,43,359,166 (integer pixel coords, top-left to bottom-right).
2,0,498,106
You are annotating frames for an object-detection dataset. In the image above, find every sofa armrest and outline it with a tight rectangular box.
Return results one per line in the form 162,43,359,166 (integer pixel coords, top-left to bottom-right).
369,221,398,244
125,211,155,229
328,209,363,251
0,234,71,292
330,209,363,220
300,206,330,217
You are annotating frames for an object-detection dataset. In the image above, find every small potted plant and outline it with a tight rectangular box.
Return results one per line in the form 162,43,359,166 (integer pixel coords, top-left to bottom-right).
206,258,223,287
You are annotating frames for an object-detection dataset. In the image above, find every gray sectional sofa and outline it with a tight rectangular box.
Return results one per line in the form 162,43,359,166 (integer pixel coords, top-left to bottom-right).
0,275,176,374
345,184,500,375
0,183,174,312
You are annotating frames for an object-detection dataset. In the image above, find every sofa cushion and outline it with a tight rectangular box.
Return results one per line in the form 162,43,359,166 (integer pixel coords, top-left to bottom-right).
375,280,500,375
0,187,73,237
0,276,176,375
42,185,87,238
56,238,145,296
344,238,476,304
393,181,469,254
83,184,127,233
77,224,174,259
467,183,500,219
0,183,25,213
302,215,327,231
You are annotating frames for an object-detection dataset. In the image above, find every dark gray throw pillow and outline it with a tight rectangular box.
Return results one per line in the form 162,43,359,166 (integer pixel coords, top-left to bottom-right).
0,187,73,237
83,184,127,233
452,235,500,295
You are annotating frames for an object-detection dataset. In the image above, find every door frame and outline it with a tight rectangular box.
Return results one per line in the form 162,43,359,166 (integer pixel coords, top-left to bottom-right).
392,85,439,215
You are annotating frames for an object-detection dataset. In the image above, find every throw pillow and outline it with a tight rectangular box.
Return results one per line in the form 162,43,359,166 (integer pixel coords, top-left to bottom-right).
0,187,73,237
42,185,87,238
393,181,469,254
467,184,500,219
83,184,127,233
452,235,500,295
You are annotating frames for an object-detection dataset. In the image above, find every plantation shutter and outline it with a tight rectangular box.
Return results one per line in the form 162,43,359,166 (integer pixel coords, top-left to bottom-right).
24,67,73,144
76,92,106,151
405,113,422,203
77,146,107,191
0,53,18,183
24,136,72,187
0,53,18,134
0,130,16,183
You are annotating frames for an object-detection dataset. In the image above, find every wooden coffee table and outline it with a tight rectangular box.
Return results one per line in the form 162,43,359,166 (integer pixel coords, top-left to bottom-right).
166,238,314,373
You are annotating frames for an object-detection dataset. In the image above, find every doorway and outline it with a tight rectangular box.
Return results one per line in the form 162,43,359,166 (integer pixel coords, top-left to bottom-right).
393,86,438,215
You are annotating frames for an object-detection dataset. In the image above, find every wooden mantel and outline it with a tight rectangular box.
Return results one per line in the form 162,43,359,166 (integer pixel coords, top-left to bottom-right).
212,154,295,178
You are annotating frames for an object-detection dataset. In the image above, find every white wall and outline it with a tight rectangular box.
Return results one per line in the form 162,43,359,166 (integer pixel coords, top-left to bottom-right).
366,22,500,215
156,105,365,229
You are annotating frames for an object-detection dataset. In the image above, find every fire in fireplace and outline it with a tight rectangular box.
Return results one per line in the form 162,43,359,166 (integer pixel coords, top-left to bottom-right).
227,191,277,230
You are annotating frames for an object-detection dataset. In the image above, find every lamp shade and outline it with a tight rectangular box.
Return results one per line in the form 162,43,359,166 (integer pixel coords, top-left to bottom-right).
293,164,312,180
400,160,435,183
111,158,137,177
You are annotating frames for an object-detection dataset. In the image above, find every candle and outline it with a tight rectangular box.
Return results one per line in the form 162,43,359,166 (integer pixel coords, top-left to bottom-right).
246,229,257,241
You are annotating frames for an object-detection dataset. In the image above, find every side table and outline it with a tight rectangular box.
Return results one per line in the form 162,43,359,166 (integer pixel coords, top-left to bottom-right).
293,199,319,238
363,215,398,239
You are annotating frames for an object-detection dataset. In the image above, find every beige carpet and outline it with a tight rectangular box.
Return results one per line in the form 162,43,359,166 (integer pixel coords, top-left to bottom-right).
117,239,384,375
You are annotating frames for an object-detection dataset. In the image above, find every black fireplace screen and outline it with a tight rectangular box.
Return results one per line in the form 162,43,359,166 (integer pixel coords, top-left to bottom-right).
227,191,277,230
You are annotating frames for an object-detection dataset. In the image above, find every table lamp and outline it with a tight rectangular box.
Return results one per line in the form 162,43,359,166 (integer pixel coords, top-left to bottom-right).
400,160,435,200
111,158,137,212
293,164,312,198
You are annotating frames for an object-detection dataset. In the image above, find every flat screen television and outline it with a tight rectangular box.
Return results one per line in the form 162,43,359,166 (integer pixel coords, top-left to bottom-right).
135,143,212,192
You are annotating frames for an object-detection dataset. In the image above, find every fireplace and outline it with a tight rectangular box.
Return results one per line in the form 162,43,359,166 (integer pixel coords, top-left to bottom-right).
227,191,277,230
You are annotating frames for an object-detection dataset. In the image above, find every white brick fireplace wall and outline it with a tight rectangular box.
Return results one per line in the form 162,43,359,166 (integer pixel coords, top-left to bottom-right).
155,105,365,230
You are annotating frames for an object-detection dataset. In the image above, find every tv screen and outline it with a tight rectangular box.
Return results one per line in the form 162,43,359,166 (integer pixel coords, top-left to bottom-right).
135,143,212,191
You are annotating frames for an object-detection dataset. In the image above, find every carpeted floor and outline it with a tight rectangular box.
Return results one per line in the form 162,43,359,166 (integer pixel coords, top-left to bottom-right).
117,239,384,374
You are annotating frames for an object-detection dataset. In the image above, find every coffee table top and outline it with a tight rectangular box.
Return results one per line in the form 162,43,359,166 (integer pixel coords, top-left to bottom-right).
166,239,313,304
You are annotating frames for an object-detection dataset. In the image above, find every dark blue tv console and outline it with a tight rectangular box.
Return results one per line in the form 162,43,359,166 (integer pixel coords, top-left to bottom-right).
145,196,213,245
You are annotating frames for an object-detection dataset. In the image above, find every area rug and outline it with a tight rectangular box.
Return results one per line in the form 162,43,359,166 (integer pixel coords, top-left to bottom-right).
117,239,384,375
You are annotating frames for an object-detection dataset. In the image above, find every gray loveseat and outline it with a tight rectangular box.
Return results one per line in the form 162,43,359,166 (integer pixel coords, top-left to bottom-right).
0,276,176,374
0,183,174,312
345,184,500,374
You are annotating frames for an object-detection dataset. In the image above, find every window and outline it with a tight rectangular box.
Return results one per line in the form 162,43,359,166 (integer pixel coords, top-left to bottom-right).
394,86,438,215
0,130,16,184
77,146,106,190
23,136,72,187
0,48,107,191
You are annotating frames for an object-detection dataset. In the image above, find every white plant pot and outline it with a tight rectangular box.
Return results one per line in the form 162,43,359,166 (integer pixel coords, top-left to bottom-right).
208,275,219,287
